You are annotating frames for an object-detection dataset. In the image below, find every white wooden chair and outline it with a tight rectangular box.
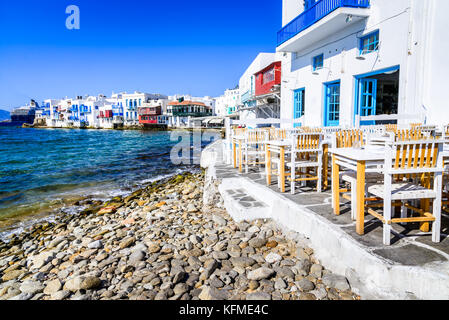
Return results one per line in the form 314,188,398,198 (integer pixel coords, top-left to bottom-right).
285,133,323,194
243,129,268,173
366,139,444,245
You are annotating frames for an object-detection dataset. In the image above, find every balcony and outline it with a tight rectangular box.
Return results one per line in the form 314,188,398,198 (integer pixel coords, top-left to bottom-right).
277,0,370,52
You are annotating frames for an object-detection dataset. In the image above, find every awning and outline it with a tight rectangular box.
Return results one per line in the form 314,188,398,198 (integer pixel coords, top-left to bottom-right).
209,118,224,125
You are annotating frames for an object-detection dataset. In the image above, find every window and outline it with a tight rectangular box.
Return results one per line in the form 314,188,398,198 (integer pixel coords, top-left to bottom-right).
263,68,275,84
312,54,324,71
360,31,379,55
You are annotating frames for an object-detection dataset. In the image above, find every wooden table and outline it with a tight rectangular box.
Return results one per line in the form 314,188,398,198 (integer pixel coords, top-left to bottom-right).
329,147,385,235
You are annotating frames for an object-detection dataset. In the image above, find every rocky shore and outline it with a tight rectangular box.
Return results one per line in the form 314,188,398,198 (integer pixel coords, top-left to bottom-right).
0,171,360,300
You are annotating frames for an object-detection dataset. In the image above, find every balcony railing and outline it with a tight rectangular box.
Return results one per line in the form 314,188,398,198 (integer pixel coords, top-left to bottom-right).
277,0,370,46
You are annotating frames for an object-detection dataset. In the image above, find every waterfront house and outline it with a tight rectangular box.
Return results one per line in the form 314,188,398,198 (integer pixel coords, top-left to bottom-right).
237,53,282,125
167,99,213,127
215,88,241,117
277,0,449,128
121,92,168,127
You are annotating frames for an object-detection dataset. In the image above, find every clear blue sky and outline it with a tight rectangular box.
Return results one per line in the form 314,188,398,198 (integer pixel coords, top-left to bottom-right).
0,0,281,111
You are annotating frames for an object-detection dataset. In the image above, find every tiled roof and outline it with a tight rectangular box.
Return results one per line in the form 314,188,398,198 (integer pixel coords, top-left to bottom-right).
168,101,208,107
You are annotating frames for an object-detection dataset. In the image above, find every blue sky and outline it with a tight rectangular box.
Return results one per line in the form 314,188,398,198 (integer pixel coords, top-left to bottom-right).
0,0,281,110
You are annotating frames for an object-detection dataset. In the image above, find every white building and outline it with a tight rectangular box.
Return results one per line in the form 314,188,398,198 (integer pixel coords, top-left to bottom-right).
215,88,241,117
238,53,278,121
277,0,449,128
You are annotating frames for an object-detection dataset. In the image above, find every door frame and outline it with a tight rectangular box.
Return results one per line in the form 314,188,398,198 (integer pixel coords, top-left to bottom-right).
293,87,305,128
323,80,341,127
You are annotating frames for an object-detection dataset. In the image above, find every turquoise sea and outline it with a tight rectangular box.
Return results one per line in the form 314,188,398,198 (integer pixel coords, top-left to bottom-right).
0,127,210,239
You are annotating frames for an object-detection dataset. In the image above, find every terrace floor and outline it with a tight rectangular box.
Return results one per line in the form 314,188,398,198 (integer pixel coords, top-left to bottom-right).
213,163,449,268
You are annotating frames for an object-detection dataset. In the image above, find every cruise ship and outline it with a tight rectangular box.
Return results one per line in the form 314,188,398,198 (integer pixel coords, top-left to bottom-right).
10,100,39,125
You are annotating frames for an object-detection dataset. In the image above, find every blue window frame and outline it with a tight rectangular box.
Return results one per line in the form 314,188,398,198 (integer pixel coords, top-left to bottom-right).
360,31,379,55
293,88,305,128
324,81,340,127
312,54,324,71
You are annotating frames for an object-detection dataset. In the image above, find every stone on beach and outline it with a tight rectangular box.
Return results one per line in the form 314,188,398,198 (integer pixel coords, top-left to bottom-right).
247,267,275,281
0,172,358,301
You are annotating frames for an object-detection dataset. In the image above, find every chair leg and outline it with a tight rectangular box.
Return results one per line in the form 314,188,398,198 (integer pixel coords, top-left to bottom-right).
245,146,249,174
351,180,357,221
400,201,407,226
433,198,442,243
383,199,392,246
290,151,295,195
317,165,322,194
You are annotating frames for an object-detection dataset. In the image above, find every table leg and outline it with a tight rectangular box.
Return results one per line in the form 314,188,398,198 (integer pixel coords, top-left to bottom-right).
280,146,285,193
238,142,242,173
233,141,237,169
323,144,329,190
332,155,340,215
356,161,366,235
266,146,272,186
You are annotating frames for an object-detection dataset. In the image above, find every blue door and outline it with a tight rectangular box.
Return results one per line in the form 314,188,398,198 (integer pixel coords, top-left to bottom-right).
293,88,305,128
359,78,377,125
324,82,340,127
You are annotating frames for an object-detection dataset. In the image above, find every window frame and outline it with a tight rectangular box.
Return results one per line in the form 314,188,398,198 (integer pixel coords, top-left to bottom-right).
312,54,324,72
359,30,379,55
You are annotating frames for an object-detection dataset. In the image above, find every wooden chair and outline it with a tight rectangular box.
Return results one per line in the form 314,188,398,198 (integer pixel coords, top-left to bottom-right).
365,140,444,245
269,133,323,194
243,129,268,173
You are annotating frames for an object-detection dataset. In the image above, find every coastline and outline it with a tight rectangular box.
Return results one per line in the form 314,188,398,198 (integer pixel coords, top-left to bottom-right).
0,170,359,300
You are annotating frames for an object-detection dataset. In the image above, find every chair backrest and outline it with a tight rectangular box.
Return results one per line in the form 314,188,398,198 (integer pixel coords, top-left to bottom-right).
269,128,287,141
385,124,398,133
301,127,323,134
335,130,364,148
410,123,423,130
395,129,424,141
245,129,268,144
292,133,323,152
384,140,444,177
232,127,246,137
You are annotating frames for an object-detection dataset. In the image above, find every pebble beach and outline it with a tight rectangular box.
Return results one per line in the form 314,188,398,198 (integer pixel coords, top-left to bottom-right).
0,171,360,300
